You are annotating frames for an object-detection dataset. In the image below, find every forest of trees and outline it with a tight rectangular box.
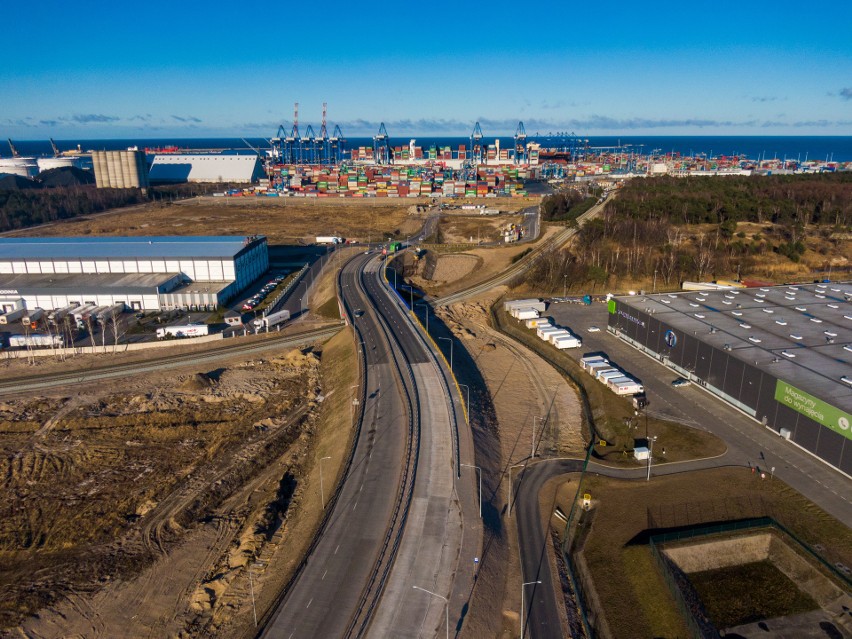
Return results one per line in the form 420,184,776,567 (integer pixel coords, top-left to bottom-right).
0,187,147,232
523,173,851,292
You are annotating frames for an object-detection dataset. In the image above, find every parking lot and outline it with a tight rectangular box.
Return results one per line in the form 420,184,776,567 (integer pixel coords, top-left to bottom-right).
541,298,852,525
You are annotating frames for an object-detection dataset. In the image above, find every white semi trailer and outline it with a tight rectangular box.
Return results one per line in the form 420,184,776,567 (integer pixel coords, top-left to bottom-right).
252,309,290,331
9,334,64,348
0,308,27,325
156,323,210,339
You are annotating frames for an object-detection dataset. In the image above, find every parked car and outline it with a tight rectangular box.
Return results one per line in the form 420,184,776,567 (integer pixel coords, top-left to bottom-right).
671,377,691,388
587,326,601,333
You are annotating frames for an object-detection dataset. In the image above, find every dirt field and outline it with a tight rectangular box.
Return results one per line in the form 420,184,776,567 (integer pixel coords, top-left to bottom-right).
1,323,357,637
548,469,852,639
428,288,585,638
435,214,524,244
4,198,425,245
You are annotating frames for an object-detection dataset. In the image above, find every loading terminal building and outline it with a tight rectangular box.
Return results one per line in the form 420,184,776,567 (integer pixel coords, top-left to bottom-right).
607,282,852,476
0,236,268,313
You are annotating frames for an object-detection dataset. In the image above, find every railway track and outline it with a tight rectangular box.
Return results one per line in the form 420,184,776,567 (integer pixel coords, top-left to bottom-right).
0,325,343,396
433,200,605,307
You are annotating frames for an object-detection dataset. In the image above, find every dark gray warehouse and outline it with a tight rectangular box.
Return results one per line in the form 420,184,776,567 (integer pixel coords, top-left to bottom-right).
607,282,852,476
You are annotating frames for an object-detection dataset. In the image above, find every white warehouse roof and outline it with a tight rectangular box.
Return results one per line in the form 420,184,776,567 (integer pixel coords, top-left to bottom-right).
148,154,264,183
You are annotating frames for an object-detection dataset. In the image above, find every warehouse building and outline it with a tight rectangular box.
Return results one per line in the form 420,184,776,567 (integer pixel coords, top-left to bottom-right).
607,283,852,476
148,154,264,183
92,150,150,189
0,236,268,312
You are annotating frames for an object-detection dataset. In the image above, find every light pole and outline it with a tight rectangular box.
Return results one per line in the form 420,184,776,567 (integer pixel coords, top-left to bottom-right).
415,302,429,333
248,561,263,627
646,436,657,481
563,274,568,298
438,336,453,371
412,586,448,639
508,463,525,517
458,383,470,424
461,463,481,518
521,580,541,638
299,280,309,312
532,416,544,458
319,456,331,508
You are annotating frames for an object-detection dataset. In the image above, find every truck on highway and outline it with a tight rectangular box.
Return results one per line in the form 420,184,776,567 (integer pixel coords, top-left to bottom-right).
316,236,344,244
9,333,64,348
155,323,210,339
0,308,26,325
252,309,290,331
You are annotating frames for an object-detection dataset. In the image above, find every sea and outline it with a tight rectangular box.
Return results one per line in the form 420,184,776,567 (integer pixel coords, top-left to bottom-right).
6,136,852,163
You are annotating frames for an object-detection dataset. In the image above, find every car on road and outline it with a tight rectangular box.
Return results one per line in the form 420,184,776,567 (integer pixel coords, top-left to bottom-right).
671,377,691,388
354,309,364,318
587,325,601,332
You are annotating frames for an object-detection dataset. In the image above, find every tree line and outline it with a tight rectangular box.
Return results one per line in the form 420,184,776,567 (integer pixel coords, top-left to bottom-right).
522,173,851,292
0,183,234,233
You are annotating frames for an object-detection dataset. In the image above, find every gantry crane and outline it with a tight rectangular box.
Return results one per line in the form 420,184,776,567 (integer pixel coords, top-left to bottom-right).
470,122,484,165
373,123,391,165
514,122,527,164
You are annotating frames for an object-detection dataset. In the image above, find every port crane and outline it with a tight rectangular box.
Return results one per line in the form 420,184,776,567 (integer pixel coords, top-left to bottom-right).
49,138,61,158
7,139,19,158
514,121,527,164
286,102,301,164
373,122,392,165
470,121,484,165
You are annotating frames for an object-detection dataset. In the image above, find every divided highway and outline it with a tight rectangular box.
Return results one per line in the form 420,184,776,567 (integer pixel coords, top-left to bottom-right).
260,252,473,638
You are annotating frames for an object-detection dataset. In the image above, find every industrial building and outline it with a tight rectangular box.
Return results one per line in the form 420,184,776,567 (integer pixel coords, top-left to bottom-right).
148,154,264,183
92,150,150,189
607,283,852,476
0,236,268,312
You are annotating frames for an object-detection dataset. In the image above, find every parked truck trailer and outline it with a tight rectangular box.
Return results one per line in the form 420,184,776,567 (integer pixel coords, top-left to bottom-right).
156,323,210,339
316,236,344,245
9,334,64,348
0,308,27,325
252,309,290,331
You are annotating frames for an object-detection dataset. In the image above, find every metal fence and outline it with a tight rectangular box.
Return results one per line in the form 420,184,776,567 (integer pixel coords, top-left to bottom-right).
266,263,309,316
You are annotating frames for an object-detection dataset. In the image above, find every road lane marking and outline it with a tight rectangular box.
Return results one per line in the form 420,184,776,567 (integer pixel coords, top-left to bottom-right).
334,544,340,555
306,598,313,609
322,570,327,580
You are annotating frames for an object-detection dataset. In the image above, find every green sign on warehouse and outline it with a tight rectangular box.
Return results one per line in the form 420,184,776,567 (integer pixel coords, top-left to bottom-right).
774,380,852,441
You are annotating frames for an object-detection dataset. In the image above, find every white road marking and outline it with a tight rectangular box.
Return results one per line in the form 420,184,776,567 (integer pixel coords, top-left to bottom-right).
322,570,328,580
306,598,313,609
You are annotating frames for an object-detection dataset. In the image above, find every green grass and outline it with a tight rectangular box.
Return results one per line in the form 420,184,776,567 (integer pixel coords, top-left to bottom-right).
689,560,818,628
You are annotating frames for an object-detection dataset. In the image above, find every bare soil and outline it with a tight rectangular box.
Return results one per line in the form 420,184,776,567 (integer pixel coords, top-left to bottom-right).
433,288,585,639
1,325,357,638
4,198,425,246
436,215,524,244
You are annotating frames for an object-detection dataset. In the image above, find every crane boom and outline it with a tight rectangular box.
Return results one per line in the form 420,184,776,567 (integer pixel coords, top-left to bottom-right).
49,138,60,157
7,139,19,158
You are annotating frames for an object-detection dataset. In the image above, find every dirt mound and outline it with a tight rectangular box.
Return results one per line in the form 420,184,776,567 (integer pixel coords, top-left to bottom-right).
430,254,480,283
37,166,95,188
181,372,217,391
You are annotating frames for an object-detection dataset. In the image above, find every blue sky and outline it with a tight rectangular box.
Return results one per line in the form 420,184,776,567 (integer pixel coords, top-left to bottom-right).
3,0,851,139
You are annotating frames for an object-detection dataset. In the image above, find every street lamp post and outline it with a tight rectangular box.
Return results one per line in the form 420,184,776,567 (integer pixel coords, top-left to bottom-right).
532,416,544,458
461,463,481,518
438,337,453,371
412,586,448,639
646,436,657,481
299,280,309,312
521,580,541,638
319,456,331,508
458,383,470,424
415,302,429,333
563,274,568,298
508,463,525,517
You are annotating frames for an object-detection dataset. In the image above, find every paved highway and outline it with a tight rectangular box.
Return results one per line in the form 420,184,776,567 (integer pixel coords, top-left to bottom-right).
260,252,415,638
261,251,476,638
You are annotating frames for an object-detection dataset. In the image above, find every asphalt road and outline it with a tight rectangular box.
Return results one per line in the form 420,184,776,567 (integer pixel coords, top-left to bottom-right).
260,253,412,638
514,300,852,638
